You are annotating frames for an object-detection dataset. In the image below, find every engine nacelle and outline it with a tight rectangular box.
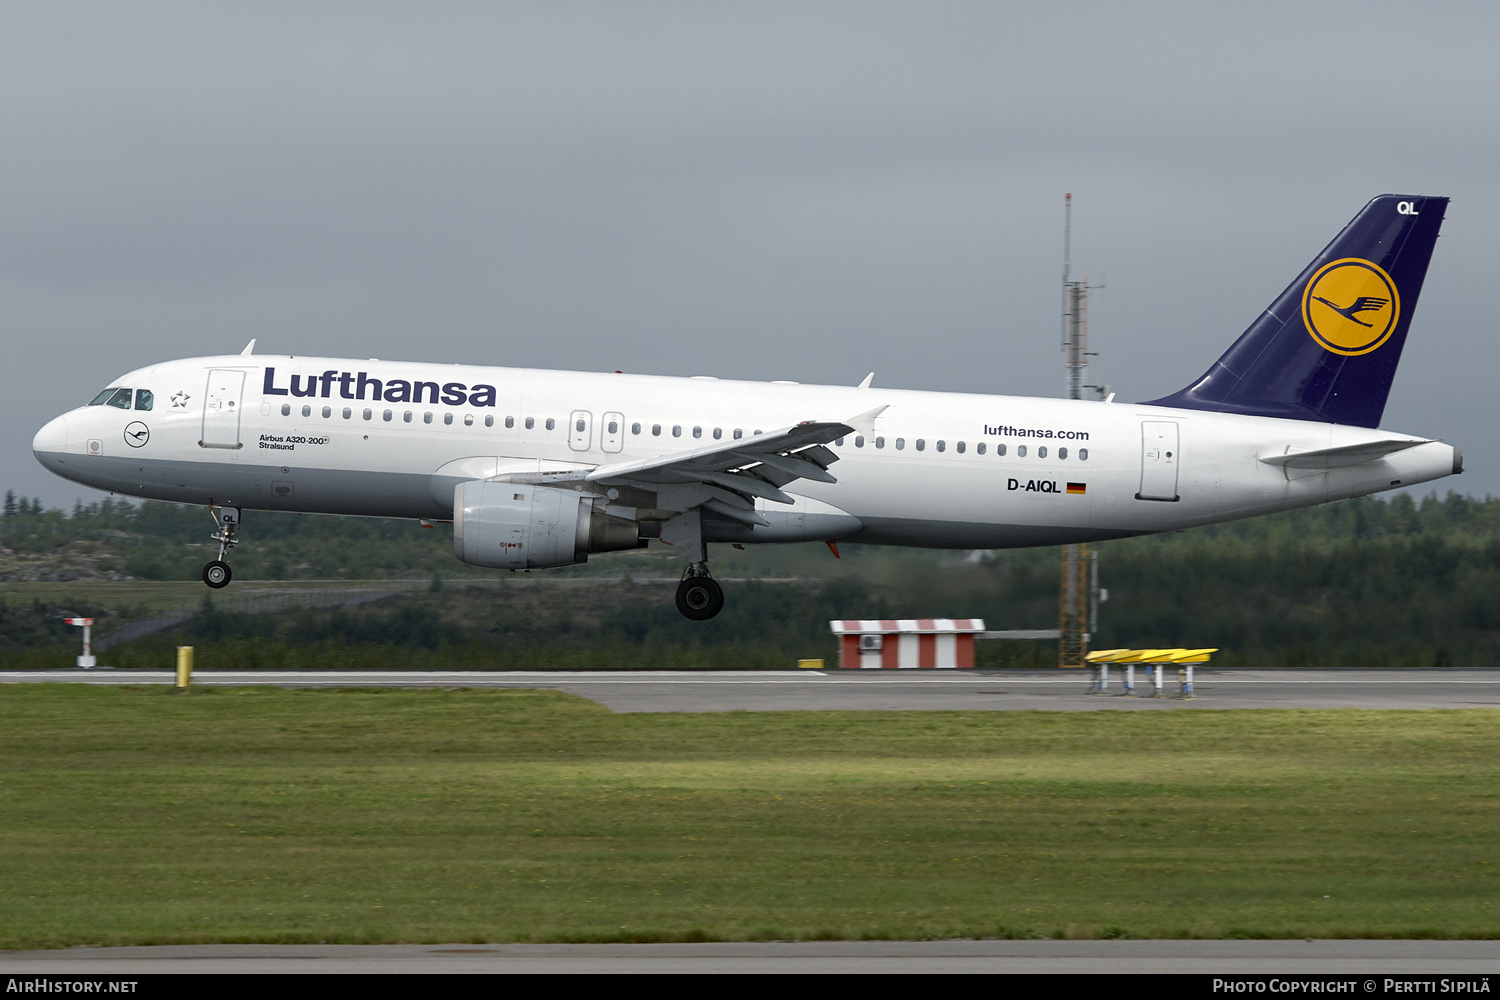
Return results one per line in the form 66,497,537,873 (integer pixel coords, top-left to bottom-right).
452,481,641,569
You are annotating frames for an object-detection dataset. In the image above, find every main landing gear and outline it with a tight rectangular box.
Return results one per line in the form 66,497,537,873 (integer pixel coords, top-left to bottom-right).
662,509,724,620
676,563,724,621
203,506,241,589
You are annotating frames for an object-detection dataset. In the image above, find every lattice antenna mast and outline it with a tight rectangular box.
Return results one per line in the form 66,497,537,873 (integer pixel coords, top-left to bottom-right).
1061,193,1100,402
1061,192,1071,356
1059,193,1102,667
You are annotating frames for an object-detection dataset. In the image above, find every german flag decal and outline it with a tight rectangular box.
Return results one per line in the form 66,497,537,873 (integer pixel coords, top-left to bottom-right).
1067,482,1086,495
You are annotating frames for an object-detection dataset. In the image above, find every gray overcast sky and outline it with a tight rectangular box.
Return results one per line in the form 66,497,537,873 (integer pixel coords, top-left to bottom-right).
4,1,1497,507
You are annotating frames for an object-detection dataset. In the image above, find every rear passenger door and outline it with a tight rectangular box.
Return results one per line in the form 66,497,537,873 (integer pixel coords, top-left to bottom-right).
1137,420,1179,501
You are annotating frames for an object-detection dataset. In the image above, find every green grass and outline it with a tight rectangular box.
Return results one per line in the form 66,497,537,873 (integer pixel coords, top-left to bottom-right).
2,685,1498,947
0,579,428,614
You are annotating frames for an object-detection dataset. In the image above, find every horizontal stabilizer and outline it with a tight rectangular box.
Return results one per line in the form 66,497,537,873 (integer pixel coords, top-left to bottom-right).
1259,439,1429,469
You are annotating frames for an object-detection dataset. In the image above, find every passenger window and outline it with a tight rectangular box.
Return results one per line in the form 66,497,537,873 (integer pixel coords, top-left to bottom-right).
363,408,373,420
895,438,905,450
915,439,925,452
576,418,586,432
1058,447,1067,459
505,416,515,428
692,426,702,438
444,413,453,426
405,411,413,423
733,429,743,439
836,437,845,446
424,412,433,424
956,441,965,454
608,420,619,434
672,425,682,437
342,407,352,419
1079,448,1089,461
936,440,945,452
281,404,291,416
976,442,985,455
997,443,1006,456
855,435,865,448
545,418,556,430
875,436,885,449
464,414,474,426
303,405,312,417
1038,446,1048,458
106,388,133,409
652,424,662,436
1017,445,1026,457
323,406,332,418
384,409,393,422
525,417,535,430
713,427,722,440
485,415,494,427
134,390,153,411
632,422,642,434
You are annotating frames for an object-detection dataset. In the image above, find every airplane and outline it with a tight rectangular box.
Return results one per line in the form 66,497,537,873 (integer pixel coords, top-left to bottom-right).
32,194,1460,620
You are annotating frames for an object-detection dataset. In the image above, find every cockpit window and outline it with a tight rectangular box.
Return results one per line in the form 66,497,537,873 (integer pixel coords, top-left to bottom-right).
88,387,148,409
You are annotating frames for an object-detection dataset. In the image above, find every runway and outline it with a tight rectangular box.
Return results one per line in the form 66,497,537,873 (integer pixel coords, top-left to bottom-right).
4,668,1498,712
1,939,1497,974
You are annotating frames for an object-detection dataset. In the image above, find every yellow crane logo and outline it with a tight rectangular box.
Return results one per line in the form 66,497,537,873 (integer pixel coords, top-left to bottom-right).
1302,258,1400,356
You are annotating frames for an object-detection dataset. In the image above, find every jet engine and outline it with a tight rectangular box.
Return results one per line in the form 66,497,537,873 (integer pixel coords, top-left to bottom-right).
453,481,642,569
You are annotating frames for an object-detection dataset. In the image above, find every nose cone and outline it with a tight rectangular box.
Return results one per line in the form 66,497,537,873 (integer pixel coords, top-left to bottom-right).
33,413,69,461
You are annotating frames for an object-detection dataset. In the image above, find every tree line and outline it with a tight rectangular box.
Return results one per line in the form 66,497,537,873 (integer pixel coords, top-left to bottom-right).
5,489,1500,670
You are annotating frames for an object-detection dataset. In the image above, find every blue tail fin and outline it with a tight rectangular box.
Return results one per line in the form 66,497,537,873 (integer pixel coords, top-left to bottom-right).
1146,194,1447,427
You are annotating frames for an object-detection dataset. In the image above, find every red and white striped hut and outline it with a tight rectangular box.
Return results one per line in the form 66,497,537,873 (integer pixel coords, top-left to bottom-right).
829,619,987,669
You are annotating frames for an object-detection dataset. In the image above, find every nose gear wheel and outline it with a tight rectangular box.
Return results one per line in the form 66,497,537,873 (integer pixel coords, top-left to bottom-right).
201,505,241,590
202,560,232,589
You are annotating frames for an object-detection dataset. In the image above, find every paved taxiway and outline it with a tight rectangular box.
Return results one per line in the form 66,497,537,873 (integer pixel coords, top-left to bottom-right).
3,668,1497,711
2,939,1498,974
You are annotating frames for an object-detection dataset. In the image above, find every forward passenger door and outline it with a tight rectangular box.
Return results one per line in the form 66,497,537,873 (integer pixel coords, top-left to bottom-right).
201,370,246,449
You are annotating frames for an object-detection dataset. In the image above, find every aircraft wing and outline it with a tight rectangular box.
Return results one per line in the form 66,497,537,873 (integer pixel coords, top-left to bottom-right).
580,406,887,526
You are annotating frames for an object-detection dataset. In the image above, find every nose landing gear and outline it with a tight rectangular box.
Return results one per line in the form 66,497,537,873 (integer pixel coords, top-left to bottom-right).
202,506,241,589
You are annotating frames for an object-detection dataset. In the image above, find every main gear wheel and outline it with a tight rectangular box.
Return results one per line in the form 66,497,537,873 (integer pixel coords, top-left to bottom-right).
675,575,724,620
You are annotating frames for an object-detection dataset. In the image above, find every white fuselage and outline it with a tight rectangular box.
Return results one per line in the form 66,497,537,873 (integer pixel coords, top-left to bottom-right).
33,354,1459,549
